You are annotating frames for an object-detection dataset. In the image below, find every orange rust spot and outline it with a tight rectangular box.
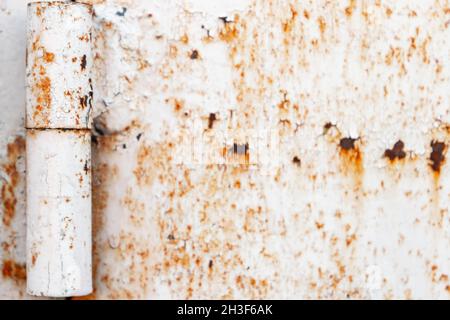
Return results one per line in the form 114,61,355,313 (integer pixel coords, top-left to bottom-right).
180,34,189,44
345,0,356,17
168,44,178,58
346,234,357,246
236,275,243,287
78,34,90,42
32,36,40,51
43,51,54,63
221,146,227,158
303,10,310,19
174,99,184,112
2,260,26,282
282,5,298,33
31,253,38,266
138,58,150,70
36,76,51,109
317,16,326,34
219,15,240,42
386,7,393,17
1,136,25,226
38,65,45,76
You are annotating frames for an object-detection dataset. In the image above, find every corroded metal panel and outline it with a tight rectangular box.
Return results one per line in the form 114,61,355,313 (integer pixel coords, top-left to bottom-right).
1,0,450,299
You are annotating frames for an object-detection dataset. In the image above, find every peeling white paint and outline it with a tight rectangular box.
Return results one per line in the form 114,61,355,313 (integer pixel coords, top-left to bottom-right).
26,129,92,297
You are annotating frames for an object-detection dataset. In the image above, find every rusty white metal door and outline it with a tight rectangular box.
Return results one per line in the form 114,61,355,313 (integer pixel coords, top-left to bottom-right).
1,0,449,299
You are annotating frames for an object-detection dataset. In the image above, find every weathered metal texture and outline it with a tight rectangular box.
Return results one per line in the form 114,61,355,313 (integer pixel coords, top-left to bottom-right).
26,129,92,297
24,1,93,297
1,0,450,299
26,1,93,129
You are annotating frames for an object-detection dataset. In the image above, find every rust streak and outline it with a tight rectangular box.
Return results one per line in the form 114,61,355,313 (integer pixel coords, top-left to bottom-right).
80,54,87,71
1,136,25,226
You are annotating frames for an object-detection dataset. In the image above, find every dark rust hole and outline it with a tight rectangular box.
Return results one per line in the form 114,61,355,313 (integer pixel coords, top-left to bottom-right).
208,113,216,129
190,50,199,60
430,140,446,172
384,140,406,160
339,137,356,150
232,143,249,155
80,54,87,71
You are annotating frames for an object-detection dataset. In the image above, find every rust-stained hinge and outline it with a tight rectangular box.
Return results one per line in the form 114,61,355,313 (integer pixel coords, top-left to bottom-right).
25,1,93,297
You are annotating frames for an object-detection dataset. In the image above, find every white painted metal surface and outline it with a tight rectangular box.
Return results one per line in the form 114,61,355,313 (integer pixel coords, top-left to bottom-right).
26,1,93,129
26,129,92,297
24,1,93,297
0,0,449,299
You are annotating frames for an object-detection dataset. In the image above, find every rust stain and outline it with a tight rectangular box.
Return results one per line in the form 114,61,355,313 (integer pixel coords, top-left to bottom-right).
1,260,26,282
345,0,357,17
282,5,298,33
173,99,184,112
303,10,310,19
1,136,25,226
317,16,326,35
31,253,37,266
79,95,88,110
36,76,51,109
219,15,240,42
78,34,90,42
386,7,393,17
190,50,199,60
384,140,406,162
338,137,364,184
80,54,87,71
208,113,216,129
226,142,250,166
180,33,189,44
43,51,54,63
429,140,446,173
